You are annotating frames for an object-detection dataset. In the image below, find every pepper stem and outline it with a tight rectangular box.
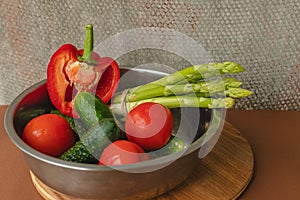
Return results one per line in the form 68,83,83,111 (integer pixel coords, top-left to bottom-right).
79,24,94,64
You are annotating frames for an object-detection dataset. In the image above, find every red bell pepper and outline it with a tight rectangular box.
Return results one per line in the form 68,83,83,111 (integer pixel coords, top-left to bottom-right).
47,24,120,118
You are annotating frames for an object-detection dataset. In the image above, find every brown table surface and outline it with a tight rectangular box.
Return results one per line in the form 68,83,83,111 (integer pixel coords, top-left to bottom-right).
1,105,300,200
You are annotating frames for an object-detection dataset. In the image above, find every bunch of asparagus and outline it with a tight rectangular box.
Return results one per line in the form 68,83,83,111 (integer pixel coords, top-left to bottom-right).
111,62,252,114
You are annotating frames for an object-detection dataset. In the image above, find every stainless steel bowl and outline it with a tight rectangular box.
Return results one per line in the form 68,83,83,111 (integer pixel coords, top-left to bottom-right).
4,67,225,199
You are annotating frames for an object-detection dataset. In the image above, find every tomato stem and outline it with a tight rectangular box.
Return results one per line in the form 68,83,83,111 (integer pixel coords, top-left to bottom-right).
79,24,94,64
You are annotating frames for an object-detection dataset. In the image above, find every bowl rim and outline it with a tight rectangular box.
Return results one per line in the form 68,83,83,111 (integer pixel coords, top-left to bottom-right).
4,67,226,172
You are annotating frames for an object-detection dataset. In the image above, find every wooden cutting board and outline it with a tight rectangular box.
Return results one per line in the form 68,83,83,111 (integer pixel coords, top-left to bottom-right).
31,121,254,200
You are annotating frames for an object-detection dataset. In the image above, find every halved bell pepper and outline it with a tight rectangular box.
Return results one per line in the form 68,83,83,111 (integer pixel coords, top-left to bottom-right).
47,24,120,118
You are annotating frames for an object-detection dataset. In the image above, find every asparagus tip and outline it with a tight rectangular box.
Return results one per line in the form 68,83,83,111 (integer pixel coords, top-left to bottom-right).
221,62,245,74
225,88,253,98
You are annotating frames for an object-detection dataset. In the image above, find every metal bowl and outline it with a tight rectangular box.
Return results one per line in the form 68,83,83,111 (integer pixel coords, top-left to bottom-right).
4,67,225,199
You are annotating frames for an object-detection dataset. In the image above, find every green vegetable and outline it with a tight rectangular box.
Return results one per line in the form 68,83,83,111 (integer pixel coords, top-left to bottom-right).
111,62,251,114
164,136,185,153
191,87,253,98
16,107,51,134
148,136,186,159
224,87,253,98
74,92,113,129
50,109,87,141
126,62,245,93
119,77,246,102
111,96,235,116
60,119,121,163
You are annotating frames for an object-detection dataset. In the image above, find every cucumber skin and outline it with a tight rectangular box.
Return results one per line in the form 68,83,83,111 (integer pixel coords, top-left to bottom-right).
60,119,121,163
50,109,87,141
74,92,113,129
148,136,186,159
17,107,51,133
166,136,185,153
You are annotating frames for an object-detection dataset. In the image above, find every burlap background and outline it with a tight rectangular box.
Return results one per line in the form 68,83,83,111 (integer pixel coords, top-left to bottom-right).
0,0,299,110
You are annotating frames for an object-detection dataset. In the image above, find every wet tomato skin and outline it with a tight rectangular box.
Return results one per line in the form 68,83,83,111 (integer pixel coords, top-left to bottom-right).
125,102,173,151
99,140,149,166
22,114,75,157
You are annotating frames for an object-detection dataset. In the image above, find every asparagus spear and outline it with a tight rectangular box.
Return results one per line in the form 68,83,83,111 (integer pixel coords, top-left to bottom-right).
110,62,249,115
224,88,252,98
129,62,245,94
131,96,235,109
113,78,243,102
110,96,235,115
193,87,253,98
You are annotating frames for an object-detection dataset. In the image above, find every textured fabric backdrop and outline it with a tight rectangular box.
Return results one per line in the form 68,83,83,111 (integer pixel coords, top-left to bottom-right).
0,0,299,110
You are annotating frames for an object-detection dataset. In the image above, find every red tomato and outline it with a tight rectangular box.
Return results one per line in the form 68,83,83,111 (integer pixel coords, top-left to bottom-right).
99,140,149,166
22,114,75,157
125,102,173,151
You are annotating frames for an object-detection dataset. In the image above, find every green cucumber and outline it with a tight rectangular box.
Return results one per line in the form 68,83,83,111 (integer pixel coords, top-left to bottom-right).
165,136,186,153
148,136,186,159
50,109,88,141
74,92,113,129
60,118,121,163
16,107,50,133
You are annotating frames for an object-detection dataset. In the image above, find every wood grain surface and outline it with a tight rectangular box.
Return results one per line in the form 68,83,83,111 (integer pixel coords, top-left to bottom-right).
30,121,254,200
